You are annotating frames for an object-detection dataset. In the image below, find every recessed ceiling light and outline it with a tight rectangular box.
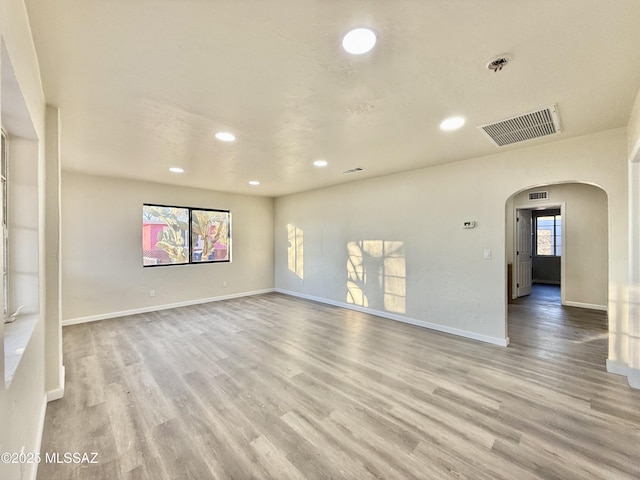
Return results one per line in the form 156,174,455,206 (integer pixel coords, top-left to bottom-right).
215,132,236,142
248,180,260,186
313,159,328,167
169,167,184,173
342,28,377,55
439,116,466,131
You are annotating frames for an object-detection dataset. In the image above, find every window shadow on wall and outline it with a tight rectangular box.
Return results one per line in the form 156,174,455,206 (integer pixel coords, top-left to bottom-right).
346,240,406,314
287,224,304,279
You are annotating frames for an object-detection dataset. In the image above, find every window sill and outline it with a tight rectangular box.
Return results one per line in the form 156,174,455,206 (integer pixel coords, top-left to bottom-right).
4,313,39,388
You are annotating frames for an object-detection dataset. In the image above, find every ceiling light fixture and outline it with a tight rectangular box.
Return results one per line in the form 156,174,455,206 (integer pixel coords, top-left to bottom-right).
169,167,184,173
248,180,260,186
313,159,328,167
439,116,465,131
215,132,236,142
342,28,377,55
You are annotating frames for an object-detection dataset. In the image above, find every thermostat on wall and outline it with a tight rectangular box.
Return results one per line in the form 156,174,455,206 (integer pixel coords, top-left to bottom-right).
463,221,476,229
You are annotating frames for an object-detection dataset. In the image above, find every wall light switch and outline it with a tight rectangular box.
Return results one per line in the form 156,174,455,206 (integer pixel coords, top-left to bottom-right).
483,249,492,259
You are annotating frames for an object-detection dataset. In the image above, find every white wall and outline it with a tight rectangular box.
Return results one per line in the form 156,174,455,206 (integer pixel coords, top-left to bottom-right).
61,172,275,322
44,106,62,397
510,183,608,309
627,88,640,388
275,128,628,360
0,0,50,479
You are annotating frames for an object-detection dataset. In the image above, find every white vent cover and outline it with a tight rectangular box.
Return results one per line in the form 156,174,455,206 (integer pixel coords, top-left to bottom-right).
528,191,548,201
478,104,561,147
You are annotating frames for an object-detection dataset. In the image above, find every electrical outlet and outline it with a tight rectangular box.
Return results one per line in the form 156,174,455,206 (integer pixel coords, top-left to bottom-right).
149,289,156,297
223,281,228,288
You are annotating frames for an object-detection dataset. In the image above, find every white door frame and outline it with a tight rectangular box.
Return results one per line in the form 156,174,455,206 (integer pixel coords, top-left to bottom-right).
513,201,566,305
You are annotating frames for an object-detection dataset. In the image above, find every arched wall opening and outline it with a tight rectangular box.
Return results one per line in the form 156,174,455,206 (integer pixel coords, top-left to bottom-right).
504,181,609,351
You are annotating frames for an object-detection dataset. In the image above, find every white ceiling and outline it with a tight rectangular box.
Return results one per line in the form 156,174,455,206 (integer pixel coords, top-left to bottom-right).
24,0,640,197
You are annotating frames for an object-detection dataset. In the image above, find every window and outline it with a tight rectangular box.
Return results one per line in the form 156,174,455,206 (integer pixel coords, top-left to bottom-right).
191,209,231,263
143,205,190,266
142,204,231,267
535,211,562,256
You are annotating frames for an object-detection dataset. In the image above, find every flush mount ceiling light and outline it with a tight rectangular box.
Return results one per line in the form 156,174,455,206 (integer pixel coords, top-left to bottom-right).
215,131,236,142
439,116,466,131
342,28,377,54
313,159,328,167
248,180,260,186
169,167,184,173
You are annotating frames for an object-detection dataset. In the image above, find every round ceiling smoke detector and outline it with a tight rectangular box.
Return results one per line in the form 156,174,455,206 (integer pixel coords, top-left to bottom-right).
486,54,512,72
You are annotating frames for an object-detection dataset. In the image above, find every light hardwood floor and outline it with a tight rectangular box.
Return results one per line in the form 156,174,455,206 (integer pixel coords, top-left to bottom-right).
38,287,640,479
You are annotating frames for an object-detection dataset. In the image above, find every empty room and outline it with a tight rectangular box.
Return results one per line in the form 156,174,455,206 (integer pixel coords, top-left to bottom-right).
1,1,640,479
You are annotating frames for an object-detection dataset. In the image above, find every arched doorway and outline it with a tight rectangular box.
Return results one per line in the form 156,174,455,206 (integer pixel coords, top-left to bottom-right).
505,182,609,346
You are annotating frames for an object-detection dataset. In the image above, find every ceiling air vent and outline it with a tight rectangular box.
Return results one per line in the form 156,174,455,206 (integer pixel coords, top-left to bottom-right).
343,167,364,175
478,104,561,147
528,191,548,201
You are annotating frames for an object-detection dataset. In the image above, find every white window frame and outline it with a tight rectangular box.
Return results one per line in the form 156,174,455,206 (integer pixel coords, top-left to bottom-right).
1,128,7,321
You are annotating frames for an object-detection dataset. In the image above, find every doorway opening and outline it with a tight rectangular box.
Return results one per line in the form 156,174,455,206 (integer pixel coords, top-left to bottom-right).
515,205,564,304
506,183,609,347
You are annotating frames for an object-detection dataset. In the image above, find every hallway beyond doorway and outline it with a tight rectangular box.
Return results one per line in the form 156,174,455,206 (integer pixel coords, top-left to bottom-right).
522,283,561,305
508,283,608,367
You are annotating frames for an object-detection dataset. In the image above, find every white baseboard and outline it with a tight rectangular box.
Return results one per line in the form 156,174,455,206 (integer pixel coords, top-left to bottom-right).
29,393,48,480
628,367,640,389
276,288,509,347
564,301,607,311
62,289,275,326
606,359,628,376
606,360,640,389
46,365,65,402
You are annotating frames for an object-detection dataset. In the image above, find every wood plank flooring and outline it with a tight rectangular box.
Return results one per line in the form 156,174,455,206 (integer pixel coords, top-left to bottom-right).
38,287,640,479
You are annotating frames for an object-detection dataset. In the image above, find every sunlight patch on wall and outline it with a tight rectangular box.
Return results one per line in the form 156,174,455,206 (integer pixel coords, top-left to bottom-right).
287,224,304,279
346,240,406,313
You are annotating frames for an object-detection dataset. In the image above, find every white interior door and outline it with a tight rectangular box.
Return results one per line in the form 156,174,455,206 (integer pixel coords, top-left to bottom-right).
516,209,533,297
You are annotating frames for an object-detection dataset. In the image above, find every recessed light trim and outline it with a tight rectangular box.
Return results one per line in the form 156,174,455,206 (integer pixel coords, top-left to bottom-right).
342,28,377,55
248,180,260,186
313,159,328,167
439,116,466,131
169,167,184,173
215,131,236,142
